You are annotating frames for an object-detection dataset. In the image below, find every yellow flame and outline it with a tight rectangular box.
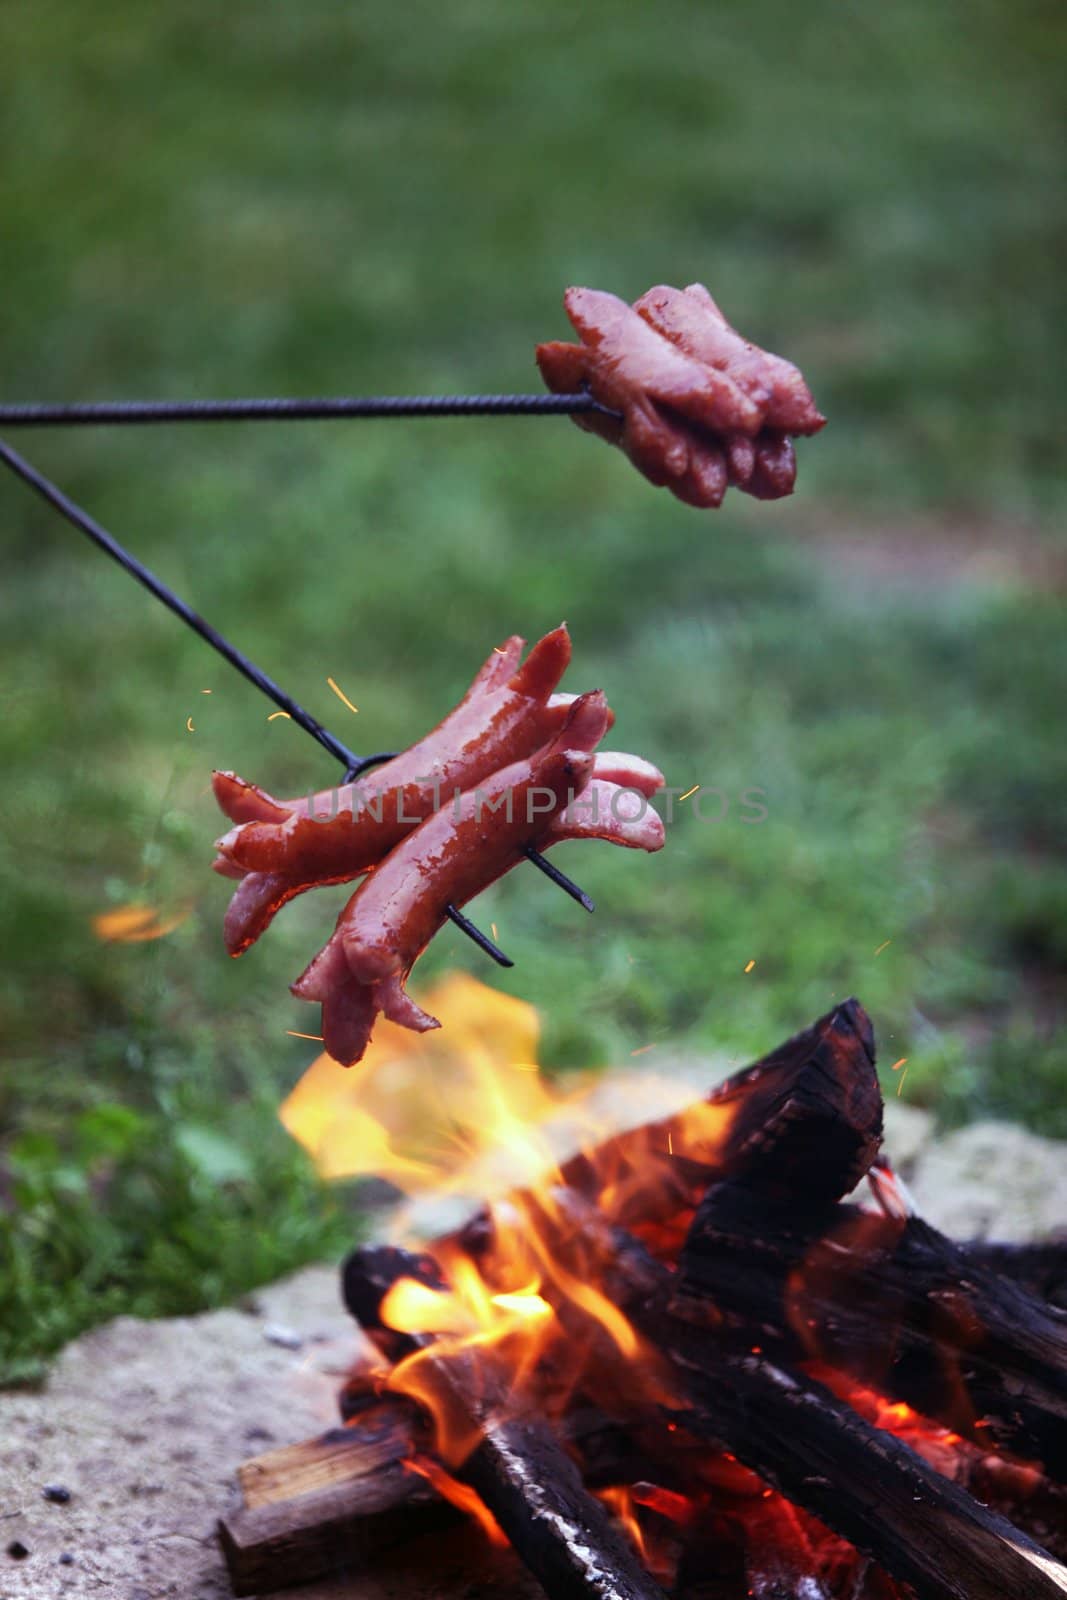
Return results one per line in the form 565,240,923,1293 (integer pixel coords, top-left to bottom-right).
282,972,735,1469
92,902,191,943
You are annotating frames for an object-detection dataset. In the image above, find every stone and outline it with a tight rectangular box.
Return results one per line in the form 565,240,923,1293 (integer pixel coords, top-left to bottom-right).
909,1120,1067,1241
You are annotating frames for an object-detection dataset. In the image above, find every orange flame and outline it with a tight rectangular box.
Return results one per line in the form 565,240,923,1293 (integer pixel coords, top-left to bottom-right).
403,1455,507,1546
282,974,737,1475
92,902,191,943
280,972,735,1228
597,1485,650,1564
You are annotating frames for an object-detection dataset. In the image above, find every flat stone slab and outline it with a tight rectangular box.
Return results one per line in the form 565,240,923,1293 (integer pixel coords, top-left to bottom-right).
1,1109,1062,1600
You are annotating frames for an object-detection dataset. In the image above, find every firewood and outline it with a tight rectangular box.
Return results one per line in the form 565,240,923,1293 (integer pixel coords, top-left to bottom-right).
504,1183,1067,1600
679,1191,1067,1477
658,1343,1067,1600
217,1454,456,1597
567,1214,1067,1600
962,1235,1067,1307
236,1397,422,1508
343,1235,669,1600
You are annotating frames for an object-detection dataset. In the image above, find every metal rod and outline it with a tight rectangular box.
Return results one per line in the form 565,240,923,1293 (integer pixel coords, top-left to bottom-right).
0,393,618,427
522,844,595,912
444,905,514,968
0,435,370,773
0,438,515,961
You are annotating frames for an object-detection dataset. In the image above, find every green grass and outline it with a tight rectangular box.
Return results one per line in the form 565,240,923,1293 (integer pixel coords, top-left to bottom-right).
2,0,1066,1380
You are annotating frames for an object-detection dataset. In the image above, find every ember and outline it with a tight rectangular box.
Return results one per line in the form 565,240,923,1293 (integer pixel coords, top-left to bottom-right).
221,999,1067,1600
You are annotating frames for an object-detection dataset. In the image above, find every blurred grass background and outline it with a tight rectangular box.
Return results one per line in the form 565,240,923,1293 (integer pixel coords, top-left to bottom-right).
2,0,1065,1380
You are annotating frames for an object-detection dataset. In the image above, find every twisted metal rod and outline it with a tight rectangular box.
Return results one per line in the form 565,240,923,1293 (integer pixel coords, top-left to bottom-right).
0,392,619,427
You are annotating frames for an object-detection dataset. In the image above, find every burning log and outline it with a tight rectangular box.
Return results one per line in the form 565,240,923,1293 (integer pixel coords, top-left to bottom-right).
459,1416,670,1600
451,997,883,1250
654,1332,1067,1600
457,1180,1067,1600
217,1398,456,1596
679,1195,1067,1475
673,1007,1067,1476
342,1240,670,1600
961,1235,1067,1308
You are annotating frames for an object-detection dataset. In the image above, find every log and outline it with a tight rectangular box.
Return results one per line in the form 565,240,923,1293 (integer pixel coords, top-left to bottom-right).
237,1396,425,1507
962,1235,1067,1308
342,1235,669,1600
512,1191,1067,1600
666,1352,1067,1600
218,1452,456,1597
460,1413,670,1600
680,1193,1067,1477
582,1224,1067,1600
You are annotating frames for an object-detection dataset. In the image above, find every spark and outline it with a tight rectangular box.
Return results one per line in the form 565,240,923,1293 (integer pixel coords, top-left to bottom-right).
891,1057,907,1071
286,1030,325,1041
667,1130,673,1155
201,688,213,694
327,676,359,715
896,1066,909,1097
186,716,195,732
268,710,292,722
491,922,498,941
630,1043,654,1056
874,939,892,956
744,959,756,974
677,784,700,803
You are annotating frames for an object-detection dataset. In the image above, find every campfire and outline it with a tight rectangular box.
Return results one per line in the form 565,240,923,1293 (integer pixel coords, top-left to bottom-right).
218,990,1067,1600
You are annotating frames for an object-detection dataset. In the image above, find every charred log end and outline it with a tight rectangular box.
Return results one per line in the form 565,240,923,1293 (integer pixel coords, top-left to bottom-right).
705,997,882,1204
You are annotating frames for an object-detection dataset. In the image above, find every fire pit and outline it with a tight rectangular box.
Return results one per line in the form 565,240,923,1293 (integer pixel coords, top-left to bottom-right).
218,1000,1067,1600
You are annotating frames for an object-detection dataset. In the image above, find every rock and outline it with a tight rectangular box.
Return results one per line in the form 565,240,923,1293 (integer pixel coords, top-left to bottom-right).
0,1266,351,1600
909,1120,1067,1241
0,1267,542,1600
880,1101,935,1174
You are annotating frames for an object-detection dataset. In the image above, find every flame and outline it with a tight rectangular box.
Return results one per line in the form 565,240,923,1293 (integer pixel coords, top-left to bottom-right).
286,974,739,1482
279,972,736,1231
598,1485,650,1563
403,1455,507,1546
92,901,191,943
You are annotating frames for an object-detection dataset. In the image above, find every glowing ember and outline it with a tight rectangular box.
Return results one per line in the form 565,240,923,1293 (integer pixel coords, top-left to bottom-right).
92,902,191,943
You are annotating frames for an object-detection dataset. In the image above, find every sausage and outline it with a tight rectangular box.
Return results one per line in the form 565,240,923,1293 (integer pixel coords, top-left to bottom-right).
218,746,652,958
633,283,825,437
211,628,626,956
291,693,611,1064
215,626,573,882
537,282,824,508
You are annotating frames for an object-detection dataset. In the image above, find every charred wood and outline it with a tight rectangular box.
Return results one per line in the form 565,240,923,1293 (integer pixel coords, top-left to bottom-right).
960,1235,1067,1308
343,1233,668,1600
658,1343,1067,1600
679,1193,1067,1475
